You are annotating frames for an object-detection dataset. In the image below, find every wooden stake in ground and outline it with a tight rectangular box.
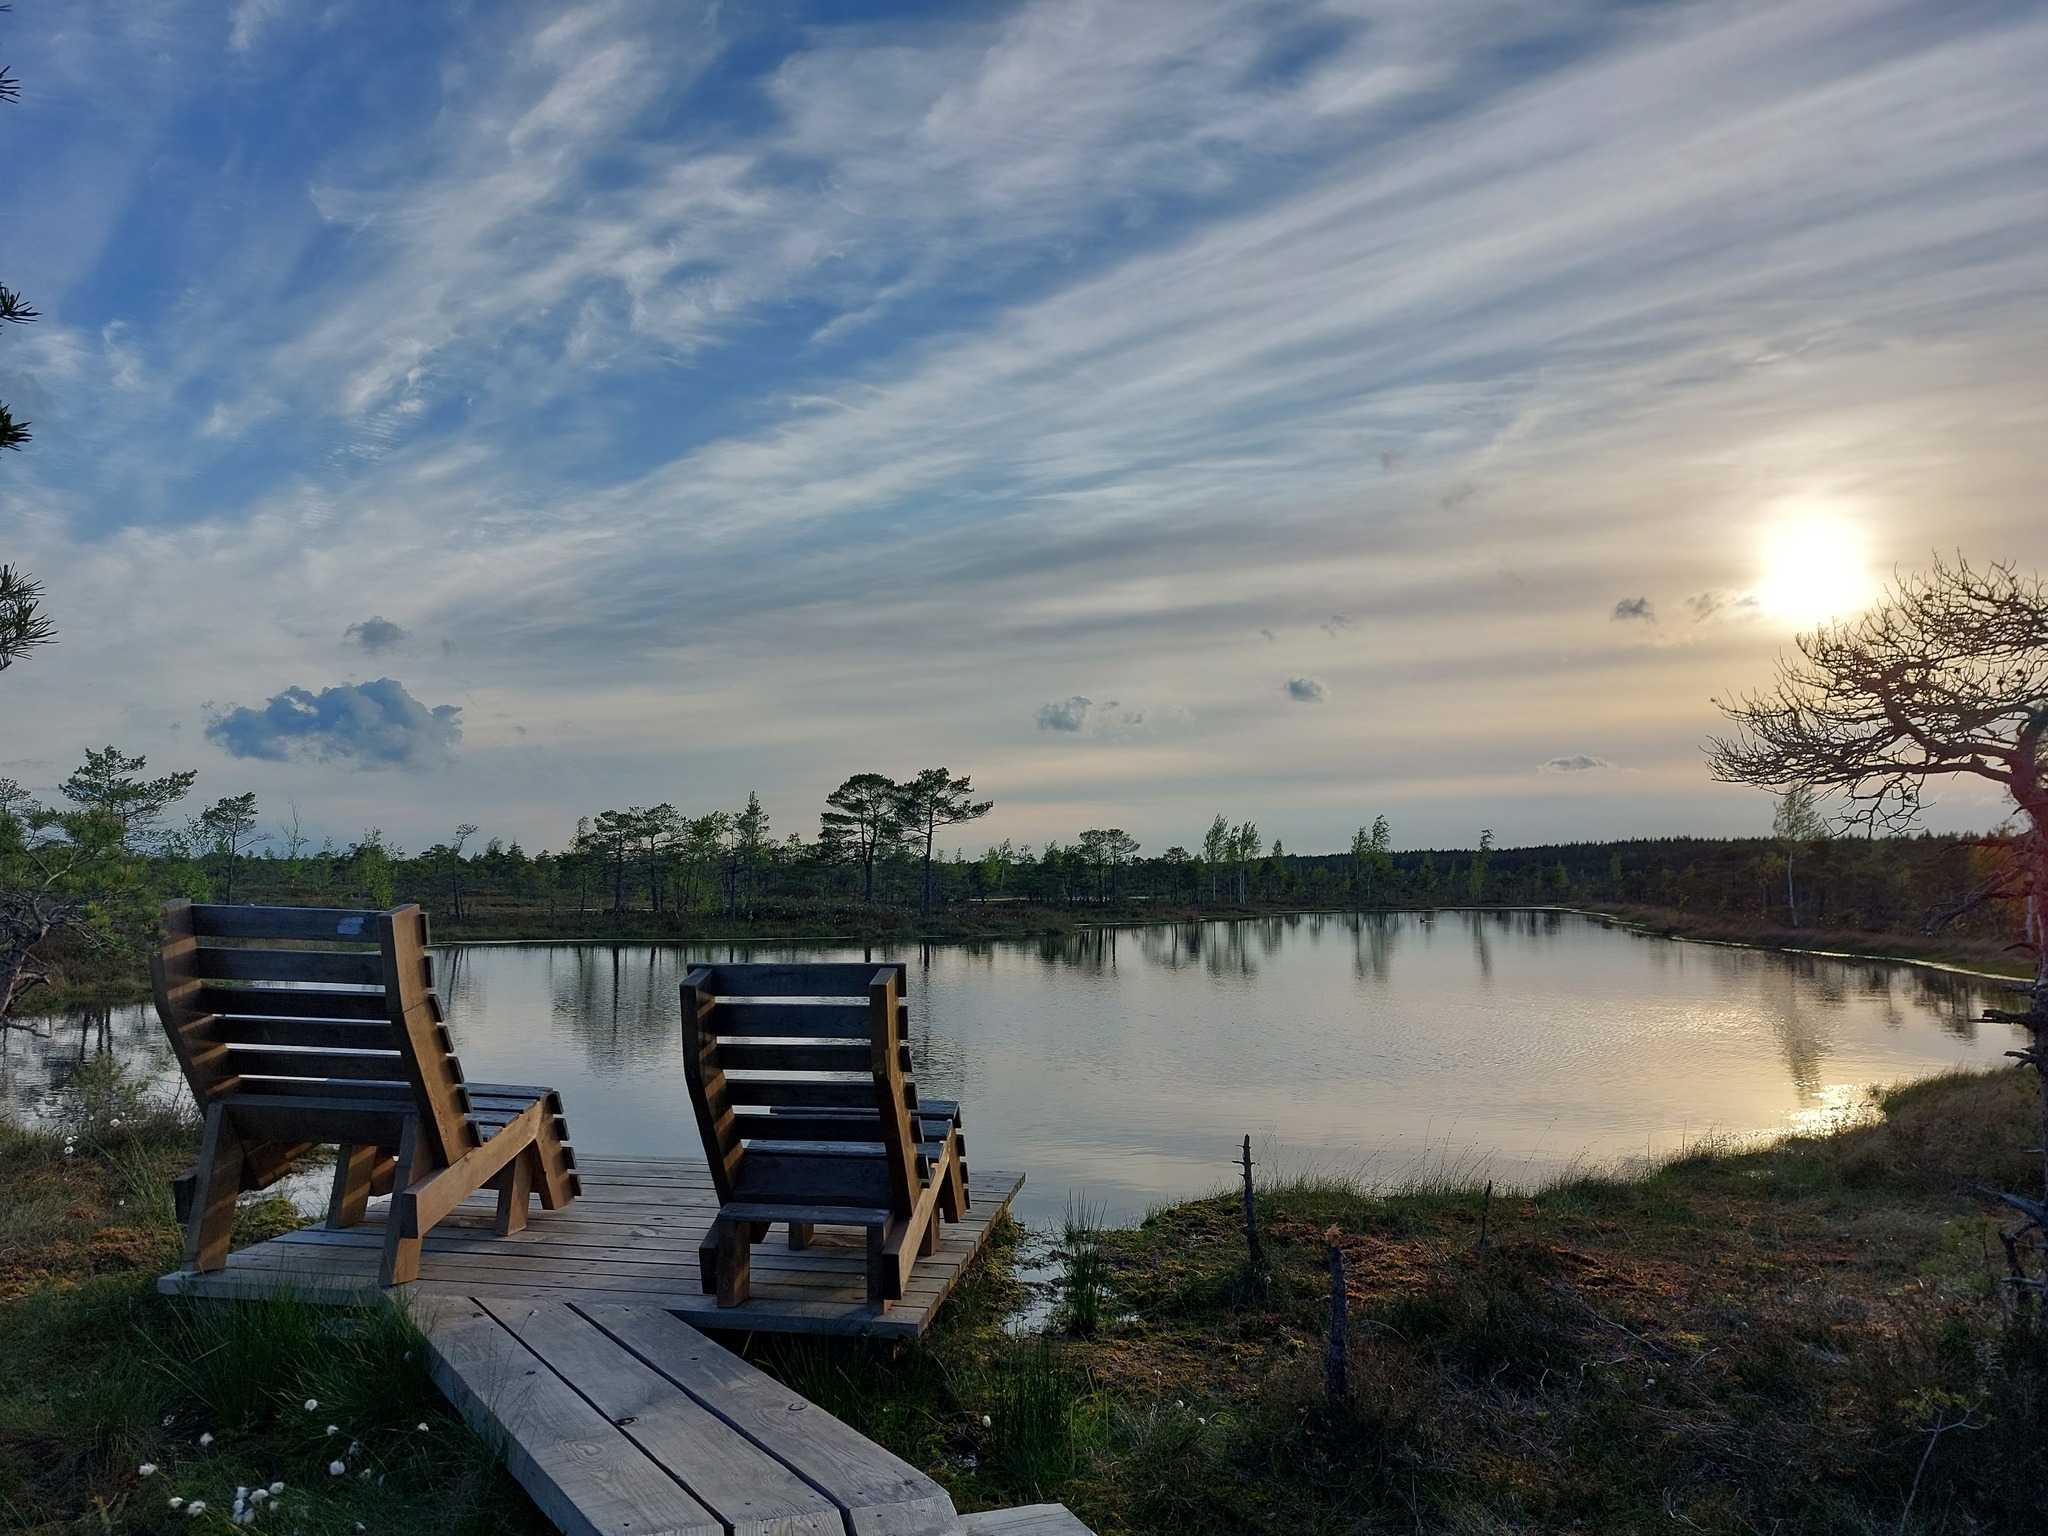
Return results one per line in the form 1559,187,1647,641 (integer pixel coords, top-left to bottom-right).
1475,1180,1494,1253
1324,1224,1347,1406
1241,1134,1265,1295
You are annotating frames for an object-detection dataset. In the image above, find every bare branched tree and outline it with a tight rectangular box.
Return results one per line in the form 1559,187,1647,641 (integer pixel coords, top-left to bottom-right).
1708,554,2048,1300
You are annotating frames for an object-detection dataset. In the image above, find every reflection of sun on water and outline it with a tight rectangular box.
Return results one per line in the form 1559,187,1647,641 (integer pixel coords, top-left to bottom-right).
1757,513,1874,627
1786,1082,1883,1138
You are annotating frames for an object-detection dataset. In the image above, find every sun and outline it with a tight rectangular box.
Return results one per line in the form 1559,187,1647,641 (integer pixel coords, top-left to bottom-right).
1756,512,1873,627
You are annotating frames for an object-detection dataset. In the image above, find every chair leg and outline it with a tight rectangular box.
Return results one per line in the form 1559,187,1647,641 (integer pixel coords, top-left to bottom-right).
182,1103,244,1274
494,1148,535,1237
713,1218,752,1307
918,1205,942,1257
378,1118,426,1287
864,1223,893,1310
787,1221,814,1250
327,1145,379,1229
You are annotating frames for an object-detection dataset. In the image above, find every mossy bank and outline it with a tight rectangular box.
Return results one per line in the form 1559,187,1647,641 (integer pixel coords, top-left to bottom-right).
6,1060,2046,1534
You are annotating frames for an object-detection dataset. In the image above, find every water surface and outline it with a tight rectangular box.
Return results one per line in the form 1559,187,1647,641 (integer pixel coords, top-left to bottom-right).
4,912,2018,1225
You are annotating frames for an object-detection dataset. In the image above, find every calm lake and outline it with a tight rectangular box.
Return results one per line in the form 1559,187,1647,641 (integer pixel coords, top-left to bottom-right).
3,911,2022,1226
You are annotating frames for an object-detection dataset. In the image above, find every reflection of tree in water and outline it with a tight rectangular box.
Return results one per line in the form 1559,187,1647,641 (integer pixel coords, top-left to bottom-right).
1464,912,1493,984
437,944,472,1017
1135,923,1201,970
549,945,683,1069
1904,968,1986,1040
1347,912,1398,983
1034,927,1119,973
1767,973,1834,1101
0,1001,175,1127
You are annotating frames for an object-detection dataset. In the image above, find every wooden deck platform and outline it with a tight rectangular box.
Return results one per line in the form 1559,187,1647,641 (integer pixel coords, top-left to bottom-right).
160,1155,1024,1340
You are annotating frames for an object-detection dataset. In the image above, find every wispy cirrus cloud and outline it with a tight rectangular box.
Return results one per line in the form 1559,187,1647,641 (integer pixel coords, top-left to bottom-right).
3,0,2044,851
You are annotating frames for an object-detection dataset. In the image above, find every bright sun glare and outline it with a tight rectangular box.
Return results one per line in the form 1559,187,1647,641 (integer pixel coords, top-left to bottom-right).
1756,514,1872,627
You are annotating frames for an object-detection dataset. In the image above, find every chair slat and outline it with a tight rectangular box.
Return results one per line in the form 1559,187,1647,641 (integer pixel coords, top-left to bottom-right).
695,963,904,998
199,985,390,1021
195,948,387,986
733,1109,888,1144
189,905,384,943
719,1076,880,1110
709,1002,872,1037
216,1017,396,1050
733,1151,894,1205
229,1077,423,1104
226,1047,410,1083
217,1095,413,1146
716,1041,871,1073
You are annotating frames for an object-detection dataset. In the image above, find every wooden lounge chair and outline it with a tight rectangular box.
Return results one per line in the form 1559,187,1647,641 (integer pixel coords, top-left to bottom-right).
153,900,579,1286
680,962,970,1309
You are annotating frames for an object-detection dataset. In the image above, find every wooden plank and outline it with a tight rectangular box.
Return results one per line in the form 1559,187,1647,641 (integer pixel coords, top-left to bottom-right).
712,1003,874,1038
404,1101,544,1234
224,1048,410,1083
717,1041,873,1073
411,1296,722,1536
200,985,391,1021
698,964,905,999
383,907,477,1165
474,1299,843,1536
959,1507,1094,1536
217,1016,398,1050
195,947,387,985
189,904,384,943
577,1303,962,1536
722,1077,882,1111
221,1096,412,1144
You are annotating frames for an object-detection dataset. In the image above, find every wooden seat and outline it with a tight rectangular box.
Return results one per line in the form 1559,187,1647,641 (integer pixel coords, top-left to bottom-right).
153,901,580,1286
680,963,970,1309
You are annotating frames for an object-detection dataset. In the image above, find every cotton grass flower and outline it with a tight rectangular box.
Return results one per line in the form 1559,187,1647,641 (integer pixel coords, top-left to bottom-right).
417,1421,430,1432
187,1501,207,1516
138,1463,158,1477
325,1424,339,1435
168,1497,184,1509
198,1432,213,1447
268,1482,284,1495
329,1460,346,1476
303,1398,319,1411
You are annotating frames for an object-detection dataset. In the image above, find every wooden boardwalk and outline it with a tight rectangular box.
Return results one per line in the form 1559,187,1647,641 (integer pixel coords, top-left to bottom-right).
419,1296,1088,1536
159,1156,1091,1534
159,1155,1024,1339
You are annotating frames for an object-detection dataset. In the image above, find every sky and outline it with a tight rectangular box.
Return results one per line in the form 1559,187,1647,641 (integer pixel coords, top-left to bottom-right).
2,0,2045,857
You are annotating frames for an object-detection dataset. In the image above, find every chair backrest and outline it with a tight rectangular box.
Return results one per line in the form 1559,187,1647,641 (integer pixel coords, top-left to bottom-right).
680,963,921,1215
152,901,478,1165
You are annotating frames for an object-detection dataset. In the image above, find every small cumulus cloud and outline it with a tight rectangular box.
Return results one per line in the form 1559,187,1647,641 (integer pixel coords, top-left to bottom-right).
1320,613,1357,638
206,678,462,770
1036,696,1093,732
1285,676,1328,703
1540,753,1615,774
1611,597,1655,622
344,616,410,654
1685,589,1761,624
1035,694,1178,737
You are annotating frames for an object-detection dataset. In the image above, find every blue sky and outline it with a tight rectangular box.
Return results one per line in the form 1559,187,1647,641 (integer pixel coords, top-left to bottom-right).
3,0,2045,855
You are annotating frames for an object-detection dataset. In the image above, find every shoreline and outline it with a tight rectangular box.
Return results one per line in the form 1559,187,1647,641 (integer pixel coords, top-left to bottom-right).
12,899,2029,1021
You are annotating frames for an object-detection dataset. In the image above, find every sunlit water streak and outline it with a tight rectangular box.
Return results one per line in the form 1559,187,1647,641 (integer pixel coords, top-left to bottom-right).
3,911,2021,1226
